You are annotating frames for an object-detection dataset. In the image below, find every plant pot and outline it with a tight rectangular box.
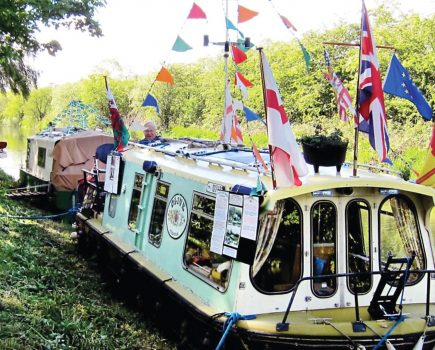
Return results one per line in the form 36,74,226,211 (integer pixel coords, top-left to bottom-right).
302,141,348,173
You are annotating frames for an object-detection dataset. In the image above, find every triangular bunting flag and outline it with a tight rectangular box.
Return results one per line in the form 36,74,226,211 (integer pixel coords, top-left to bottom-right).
187,3,207,19
252,141,269,173
299,42,311,72
280,15,297,31
236,38,254,52
156,67,174,84
235,72,253,87
231,46,247,64
142,94,160,113
243,107,265,125
238,5,258,23
226,18,244,38
172,36,192,52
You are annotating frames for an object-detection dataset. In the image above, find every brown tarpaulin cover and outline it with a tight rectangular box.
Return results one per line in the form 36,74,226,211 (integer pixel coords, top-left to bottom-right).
51,131,113,191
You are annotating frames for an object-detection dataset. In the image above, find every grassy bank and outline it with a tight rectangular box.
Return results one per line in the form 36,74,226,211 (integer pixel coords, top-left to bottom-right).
0,170,176,350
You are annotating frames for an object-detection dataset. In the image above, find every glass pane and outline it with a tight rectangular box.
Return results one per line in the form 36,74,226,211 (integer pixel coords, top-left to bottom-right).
312,201,337,296
379,195,425,283
346,200,371,293
108,194,117,218
252,199,302,293
128,173,144,230
37,147,46,168
184,194,231,290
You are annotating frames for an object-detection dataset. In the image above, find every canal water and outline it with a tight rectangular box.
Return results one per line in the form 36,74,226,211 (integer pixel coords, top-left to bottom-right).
0,124,32,180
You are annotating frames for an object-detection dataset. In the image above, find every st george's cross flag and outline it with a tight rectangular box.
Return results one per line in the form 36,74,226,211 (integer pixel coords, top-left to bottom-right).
260,50,308,188
357,1,390,163
104,77,130,152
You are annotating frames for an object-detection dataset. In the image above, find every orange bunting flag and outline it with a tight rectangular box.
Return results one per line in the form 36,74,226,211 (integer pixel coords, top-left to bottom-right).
156,67,174,84
238,5,258,23
231,45,247,64
235,71,253,87
252,141,269,173
187,2,207,19
280,15,297,31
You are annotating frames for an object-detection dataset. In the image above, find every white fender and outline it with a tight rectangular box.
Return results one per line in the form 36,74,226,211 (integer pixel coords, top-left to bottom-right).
385,340,396,350
412,335,425,350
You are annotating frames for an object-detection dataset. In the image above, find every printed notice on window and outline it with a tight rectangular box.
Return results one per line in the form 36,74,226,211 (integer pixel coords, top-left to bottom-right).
240,195,259,240
210,191,229,255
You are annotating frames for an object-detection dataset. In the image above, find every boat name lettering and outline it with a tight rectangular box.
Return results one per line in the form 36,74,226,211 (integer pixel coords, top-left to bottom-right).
207,182,225,193
166,194,188,239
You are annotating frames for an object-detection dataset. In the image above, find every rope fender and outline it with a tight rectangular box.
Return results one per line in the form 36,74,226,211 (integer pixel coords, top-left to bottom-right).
215,312,256,350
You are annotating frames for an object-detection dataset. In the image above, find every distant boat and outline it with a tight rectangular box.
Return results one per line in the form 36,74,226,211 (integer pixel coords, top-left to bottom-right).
13,100,113,210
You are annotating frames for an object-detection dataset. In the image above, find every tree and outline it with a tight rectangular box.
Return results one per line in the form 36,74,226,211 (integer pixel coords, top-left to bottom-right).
0,0,106,97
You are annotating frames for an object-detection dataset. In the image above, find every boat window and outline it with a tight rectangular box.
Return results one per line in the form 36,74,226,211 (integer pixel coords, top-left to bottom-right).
379,195,425,284
251,199,302,294
148,181,170,247
311,201,337,297
183,193,232,291
128,173,144,231
108,194,117,218
346,200,371,294
37,147,46,168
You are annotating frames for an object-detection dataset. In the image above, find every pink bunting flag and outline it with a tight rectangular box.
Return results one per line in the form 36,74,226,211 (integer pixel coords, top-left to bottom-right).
187,3,207,19
280,15,297,31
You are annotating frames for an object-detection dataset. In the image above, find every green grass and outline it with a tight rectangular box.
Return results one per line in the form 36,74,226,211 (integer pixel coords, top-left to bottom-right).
0,170,176,350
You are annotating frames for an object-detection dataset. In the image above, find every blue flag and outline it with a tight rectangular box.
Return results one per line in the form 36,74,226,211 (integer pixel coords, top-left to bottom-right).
142,94,160,113
243,107,265,124
383,53,432,121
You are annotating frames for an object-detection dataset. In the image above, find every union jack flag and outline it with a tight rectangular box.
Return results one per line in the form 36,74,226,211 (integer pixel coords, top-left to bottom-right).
357,1,390,163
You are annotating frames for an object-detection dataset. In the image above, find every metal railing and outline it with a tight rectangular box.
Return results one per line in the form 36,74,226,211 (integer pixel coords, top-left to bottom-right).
277,269,435,331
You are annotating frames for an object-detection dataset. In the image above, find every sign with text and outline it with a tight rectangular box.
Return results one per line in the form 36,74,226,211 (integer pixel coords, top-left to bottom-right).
211,191,259,265
104,154,121,194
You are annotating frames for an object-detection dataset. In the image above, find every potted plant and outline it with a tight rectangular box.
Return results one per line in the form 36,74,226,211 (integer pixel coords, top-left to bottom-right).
300,128,348,173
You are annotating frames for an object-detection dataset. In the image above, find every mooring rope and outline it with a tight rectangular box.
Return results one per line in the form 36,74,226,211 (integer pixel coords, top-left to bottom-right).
0,206,79,220
372,314,405,350
215,312,256,350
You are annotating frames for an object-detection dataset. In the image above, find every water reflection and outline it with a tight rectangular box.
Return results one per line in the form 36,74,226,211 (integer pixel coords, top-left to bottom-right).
0,124,33,180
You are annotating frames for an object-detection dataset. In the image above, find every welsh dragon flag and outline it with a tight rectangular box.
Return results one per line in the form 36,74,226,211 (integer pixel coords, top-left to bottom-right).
260,50,308,188
104,77,130,151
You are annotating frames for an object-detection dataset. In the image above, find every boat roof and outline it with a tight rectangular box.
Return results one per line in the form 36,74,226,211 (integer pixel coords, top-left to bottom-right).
126,138,435,203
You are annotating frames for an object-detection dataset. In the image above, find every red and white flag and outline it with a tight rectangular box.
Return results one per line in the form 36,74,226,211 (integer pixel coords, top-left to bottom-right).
325,72,356,123
260,51,308,188
220,80,243,145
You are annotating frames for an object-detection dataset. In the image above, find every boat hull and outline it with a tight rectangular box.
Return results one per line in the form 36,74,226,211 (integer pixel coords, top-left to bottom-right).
76,212,435,350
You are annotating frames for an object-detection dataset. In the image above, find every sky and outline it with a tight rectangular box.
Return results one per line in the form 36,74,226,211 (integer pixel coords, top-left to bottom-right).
32,0,434,87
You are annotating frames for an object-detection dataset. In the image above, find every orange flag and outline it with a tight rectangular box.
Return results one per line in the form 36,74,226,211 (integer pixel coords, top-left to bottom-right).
238,5,258,23
416,123,435,187
156,67,174,84
252,141,269,174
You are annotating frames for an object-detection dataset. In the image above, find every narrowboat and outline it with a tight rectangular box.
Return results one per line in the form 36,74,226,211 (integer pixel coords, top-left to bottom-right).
15,100,112,210
75,138,435,349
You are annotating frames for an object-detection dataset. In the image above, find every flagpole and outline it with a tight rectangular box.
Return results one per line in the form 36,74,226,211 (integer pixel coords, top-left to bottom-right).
257,47,277,189
352,1,366,177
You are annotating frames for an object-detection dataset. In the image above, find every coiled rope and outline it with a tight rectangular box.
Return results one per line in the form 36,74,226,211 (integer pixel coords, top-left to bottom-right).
215,312,256,350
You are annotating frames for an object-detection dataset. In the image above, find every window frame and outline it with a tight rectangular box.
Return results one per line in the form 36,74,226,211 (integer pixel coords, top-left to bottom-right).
148,180,171,248
310,200,338,298
345,199,372,295
183,191,232,292
378,194,426,286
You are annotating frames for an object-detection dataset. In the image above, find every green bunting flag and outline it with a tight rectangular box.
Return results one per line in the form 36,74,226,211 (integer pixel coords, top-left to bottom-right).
299,42,311,72
172,36,192,52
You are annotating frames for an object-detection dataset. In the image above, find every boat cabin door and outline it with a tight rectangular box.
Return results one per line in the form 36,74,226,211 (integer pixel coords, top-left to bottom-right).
307,194,372,309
